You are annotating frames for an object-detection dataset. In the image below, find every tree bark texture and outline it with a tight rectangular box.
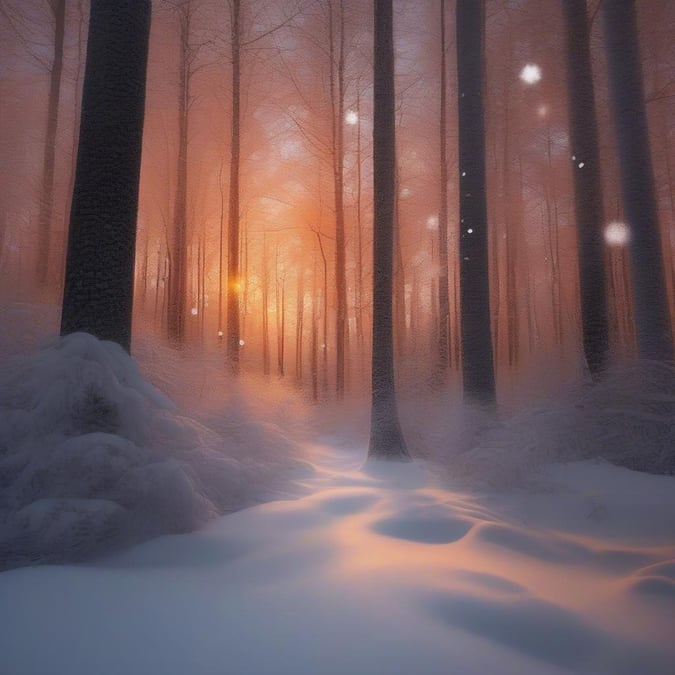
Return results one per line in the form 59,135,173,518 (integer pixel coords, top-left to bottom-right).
368,0,410,461
60,0,151,352
456,0,496,404
167,3,191,346
563,0,609,375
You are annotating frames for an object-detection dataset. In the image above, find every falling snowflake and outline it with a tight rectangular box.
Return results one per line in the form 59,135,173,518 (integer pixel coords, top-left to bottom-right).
604,221,630,247
520,63,542,85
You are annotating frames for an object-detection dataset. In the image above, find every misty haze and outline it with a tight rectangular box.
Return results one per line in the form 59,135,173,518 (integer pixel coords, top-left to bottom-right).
1,1,674,674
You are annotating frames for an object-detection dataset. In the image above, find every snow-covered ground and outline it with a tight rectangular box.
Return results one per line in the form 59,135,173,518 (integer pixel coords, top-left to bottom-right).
1,443,674,675
1,302,674,674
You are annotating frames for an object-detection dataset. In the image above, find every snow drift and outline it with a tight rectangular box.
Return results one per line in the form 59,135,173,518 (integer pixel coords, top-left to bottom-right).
0,332,308,569
405,359,675,488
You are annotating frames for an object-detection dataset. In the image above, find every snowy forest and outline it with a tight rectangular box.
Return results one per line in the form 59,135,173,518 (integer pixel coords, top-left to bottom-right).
1,1,674,674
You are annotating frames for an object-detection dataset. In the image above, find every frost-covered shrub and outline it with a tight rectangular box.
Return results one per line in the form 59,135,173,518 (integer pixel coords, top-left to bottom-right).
567,361,675,474
0,333,305,570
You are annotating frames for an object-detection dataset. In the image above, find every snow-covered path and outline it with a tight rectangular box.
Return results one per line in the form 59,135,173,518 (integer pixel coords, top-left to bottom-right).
1,441,674,675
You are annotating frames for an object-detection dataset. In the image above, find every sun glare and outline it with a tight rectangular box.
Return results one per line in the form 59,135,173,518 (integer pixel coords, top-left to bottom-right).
520,63,542,85
345,110,358,125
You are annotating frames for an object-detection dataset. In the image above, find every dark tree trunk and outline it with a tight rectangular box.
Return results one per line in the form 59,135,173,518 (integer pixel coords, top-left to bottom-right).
368,0,409,461
227,0,242,371
456,0,495,404
36,0,66,289
438,0,450,373
60,0,151,352
167,4,191,346
603,0,673,363
562,0,609,375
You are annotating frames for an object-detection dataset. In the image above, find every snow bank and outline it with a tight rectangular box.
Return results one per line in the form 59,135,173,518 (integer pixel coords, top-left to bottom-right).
0,332,308,570
408,361,675,487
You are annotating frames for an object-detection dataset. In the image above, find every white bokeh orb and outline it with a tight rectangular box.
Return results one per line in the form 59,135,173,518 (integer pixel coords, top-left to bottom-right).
520,63,542,85
604,221,631,247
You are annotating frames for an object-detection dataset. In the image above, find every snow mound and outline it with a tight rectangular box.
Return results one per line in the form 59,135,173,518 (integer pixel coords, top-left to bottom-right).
416,361,675,487
0,333,306,569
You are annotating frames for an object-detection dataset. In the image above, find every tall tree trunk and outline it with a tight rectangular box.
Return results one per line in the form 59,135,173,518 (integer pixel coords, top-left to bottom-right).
153,244,162,325
276,253,285,377
315,228,330,395
368,0,409,461
503,110,519,369
544,130,562,347
328,0,347,398
217,157,226,341
36,0,66,290
199,230,206,344
262,233,270,375
141,229,150,307
562,0,609,375
603,0,673,362
438,0,450,373
227,0,242,370
311,250,320,400
456,0,495,404
63,0,86,271
355,87,365,349
61,0,151,351
167,5,191,346
296,267,304,385
393,165,407,359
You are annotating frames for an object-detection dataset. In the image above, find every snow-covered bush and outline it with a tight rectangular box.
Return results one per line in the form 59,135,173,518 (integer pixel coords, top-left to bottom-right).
0,332,306,570
413,361,675,488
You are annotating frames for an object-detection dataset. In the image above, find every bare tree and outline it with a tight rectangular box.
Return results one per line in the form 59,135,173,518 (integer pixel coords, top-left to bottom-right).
223,0,309,371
